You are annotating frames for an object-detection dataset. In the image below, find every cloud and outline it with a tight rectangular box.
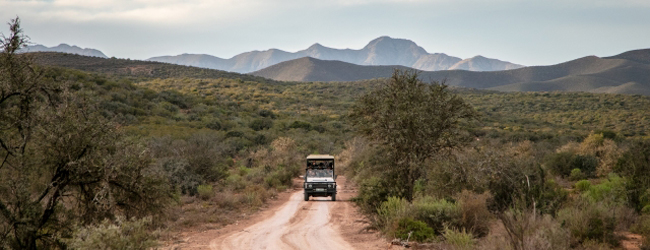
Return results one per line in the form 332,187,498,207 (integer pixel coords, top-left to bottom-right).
1,0,274,24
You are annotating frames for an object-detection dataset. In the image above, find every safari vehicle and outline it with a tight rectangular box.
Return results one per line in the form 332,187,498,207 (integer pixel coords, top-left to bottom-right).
303,154,337,201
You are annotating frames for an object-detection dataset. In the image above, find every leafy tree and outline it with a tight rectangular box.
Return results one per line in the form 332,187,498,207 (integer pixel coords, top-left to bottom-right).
614,140,650,211
0,17,170,249
350,69,477,201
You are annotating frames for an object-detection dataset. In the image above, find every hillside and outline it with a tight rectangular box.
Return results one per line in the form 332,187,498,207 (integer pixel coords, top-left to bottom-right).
253,49,650,95
27,52,275,83
148,36,523,73
250,57,410,82
21,44,108,58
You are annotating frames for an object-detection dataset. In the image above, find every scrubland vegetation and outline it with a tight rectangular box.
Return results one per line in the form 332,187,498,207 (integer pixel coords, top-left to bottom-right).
341,71,650,249
2,17,650,249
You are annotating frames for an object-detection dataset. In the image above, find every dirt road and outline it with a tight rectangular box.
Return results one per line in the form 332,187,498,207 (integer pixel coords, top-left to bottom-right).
165,176,385,249
210,191,354,249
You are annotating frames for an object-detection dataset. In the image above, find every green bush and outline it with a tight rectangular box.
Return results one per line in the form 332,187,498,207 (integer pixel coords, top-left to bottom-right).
643,205,650,215
443,226,474,250
570,168,584,181
573,154,599,177
249,118,273,131
558,201,618,246
377,196,410,231
614,140,650,212
545,152,598,177
355,177,391,214
67,217,158,250
411,196,461,234
197,184,214,200
584,174,627,204
545,152,574,177
575,180,592,192
395,218,435,242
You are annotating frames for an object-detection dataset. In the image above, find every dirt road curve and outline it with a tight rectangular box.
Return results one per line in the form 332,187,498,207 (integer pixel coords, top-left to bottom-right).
210,192,354,249
165,176,385,250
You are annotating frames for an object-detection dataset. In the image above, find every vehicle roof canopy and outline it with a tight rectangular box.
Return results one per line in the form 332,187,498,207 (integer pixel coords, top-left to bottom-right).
306,154,334,160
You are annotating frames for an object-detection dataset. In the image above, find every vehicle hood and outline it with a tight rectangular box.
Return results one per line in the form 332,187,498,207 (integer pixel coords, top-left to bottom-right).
306,177,335,182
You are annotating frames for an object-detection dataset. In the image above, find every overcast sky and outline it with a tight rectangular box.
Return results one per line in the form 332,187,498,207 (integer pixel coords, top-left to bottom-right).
1,0,649,66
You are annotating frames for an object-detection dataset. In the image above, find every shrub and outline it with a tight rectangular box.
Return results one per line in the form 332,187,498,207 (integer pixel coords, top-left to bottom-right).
197,184,214,200
249,118,273,131
67,217,158,250
395,218,435,242
643,205,650,215
572,154,599,177
455,191,492,237
484,211,569,250
631,215,650,236
575,180,591,192
355,177,391,214
545,152,574,177
377,196,410,231
570,168,584,181
557,201,618,246
614,140,650,212
631,215,650,250
583,174,627,205
545,152,598,177
443,226,474,250
411,196,461,234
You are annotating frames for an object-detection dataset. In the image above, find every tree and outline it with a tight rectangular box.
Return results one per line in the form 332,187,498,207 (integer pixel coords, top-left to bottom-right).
614,140,650,212
0,17,170,249
350,69,477,201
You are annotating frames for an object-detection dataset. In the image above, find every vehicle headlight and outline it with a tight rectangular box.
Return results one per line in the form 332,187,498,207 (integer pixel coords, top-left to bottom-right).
308,184,312,188
328,184,332,188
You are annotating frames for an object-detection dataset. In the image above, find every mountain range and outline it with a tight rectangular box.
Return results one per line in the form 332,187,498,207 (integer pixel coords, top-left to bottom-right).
21,44,108,58
252,49,650,95
147,36,523,73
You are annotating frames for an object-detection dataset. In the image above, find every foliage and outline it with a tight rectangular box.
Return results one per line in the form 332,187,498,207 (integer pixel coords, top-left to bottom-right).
631,215,650,250
66,217,158,250
376,196,411,233
455,190,493,237
614,140,650,211
0,18,170,249
557,200,620,247
443,226,475,250
575,180,592,192
411,196,461,234
481,211,569,250
570,168,585,181
197,185,214,200
544,152,598,177
395,218,435,242
583,174,628,205
350,69,477,201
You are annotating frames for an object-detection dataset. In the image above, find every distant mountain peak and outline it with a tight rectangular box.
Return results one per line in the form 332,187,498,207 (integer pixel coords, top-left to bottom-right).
20,44,108,58
147,36,523,73
365,36,422,49
308,43,324,49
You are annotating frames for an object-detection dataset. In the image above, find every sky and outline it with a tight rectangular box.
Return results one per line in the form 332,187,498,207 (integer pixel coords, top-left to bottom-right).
1,0,649,66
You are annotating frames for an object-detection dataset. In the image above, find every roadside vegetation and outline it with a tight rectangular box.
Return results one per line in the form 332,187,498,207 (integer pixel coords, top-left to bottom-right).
2,17,650,249
341,70,650,249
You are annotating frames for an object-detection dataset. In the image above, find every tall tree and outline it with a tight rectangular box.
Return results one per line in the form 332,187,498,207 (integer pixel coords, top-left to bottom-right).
350,69,477,201
0,17,170,249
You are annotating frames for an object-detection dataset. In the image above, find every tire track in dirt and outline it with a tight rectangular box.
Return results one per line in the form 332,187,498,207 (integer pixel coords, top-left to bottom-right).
210,178,355,249
163,176,386,249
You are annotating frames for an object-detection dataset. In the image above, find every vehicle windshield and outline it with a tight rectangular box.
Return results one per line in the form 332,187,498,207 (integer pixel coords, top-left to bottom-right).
306,169,333,178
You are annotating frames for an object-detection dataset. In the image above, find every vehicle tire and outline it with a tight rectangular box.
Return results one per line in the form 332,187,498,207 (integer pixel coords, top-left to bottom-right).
331,193,336,201
304,193,309,201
